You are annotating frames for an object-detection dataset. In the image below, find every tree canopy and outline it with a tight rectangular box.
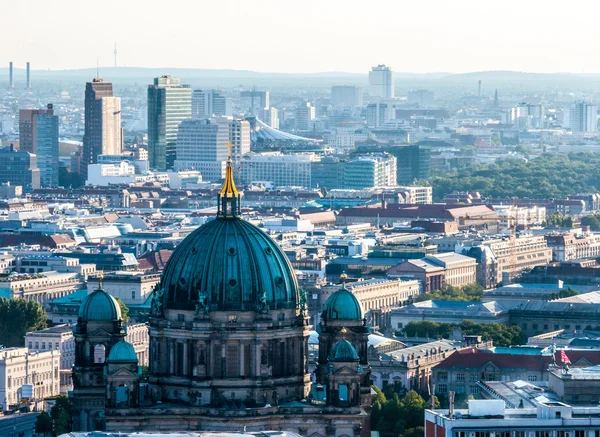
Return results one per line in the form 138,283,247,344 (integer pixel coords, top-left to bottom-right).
50,395,72,435
0,298,47,347
414,284,484,303
372,386,436,437
35,411,53,436
426,152,600,201
581,215,600,231
399,320,526,346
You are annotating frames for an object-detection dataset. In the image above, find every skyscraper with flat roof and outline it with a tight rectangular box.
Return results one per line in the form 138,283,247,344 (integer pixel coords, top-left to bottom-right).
148,75,192,170
19,104,59,187
82,78,123,179
369,64,394,99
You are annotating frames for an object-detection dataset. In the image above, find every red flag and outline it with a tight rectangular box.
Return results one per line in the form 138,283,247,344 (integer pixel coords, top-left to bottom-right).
561,350,571,365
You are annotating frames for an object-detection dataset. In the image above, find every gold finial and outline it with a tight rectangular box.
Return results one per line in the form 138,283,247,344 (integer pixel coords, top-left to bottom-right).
340,327,349,337
219,141,239,198
340,272,348,289
97,273,104,290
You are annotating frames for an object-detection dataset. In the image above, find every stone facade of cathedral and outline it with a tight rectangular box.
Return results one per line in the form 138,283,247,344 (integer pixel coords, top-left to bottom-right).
71,154,372,437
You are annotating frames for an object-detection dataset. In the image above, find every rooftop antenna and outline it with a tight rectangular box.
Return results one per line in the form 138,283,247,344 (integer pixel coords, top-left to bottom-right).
114,42,117,68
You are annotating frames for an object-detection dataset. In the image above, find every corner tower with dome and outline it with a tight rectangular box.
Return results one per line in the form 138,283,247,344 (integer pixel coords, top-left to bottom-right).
72,146,371,437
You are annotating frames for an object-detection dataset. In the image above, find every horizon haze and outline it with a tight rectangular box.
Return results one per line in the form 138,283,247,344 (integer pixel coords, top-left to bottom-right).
4,0,600,74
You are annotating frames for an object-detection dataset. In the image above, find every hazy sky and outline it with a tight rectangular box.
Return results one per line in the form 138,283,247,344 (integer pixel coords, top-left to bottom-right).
3,0,597,74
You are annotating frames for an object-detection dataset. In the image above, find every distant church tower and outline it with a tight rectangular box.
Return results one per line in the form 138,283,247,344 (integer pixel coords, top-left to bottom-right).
494,89,500,108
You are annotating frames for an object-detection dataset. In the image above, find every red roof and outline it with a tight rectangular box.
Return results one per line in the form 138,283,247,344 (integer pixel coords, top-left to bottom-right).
0,233,76,249
137,249,173,272
435,348,600,371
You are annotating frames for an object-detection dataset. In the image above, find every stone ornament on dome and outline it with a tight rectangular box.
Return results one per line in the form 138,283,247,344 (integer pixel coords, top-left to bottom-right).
150,286,164,317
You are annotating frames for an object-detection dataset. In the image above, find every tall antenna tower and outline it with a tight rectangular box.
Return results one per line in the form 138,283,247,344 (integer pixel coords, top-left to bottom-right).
114,42,117,68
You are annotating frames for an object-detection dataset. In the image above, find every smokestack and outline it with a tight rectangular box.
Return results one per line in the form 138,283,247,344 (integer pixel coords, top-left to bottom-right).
26,62,31,90
478,80,482,97
8,62,13,89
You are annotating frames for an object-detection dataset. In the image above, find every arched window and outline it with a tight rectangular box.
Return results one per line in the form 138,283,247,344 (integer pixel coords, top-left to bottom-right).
94,344,106,364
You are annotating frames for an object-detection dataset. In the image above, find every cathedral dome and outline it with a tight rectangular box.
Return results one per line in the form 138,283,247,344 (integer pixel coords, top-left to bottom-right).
157,155,299,313
328,339,359,362
107,340,138,363
78,287,121,322
322,287,363,322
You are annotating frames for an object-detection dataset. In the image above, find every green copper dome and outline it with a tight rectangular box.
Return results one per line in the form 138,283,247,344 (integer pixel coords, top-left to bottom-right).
322,288,363,321
328,339,359,362
78,288,121,322
107,340,138,363
159,217,300,312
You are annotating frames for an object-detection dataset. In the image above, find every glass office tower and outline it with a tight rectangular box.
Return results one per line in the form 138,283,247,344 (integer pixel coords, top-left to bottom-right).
148,75,192,171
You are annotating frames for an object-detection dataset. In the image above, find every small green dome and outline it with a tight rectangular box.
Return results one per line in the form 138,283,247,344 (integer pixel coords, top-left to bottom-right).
328,339,359,362
78,288,121,322
107,340,138,363
322,288,363,321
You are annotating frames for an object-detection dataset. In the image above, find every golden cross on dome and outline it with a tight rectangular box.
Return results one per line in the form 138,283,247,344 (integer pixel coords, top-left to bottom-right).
340,327,349,338
97,273,104,289
225,141,234,161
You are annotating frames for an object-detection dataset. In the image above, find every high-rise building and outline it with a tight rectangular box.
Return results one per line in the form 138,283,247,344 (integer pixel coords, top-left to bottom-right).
0,146,40,191
369,64,394,99
192,89,231,119
19,104,59,187
259,107,279,129
147,75,192,171
221,117,251,164
344,154,397,189
366,103,389,128
295,102,315,131
174,118,229,182
390,145,431,185
331,85,363,106
240,90,269,115
563,101,598,133
174,117,250,182
503,103,545,129
82,78,123,179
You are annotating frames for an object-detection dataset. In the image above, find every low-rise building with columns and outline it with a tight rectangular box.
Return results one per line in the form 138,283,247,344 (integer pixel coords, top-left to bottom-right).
0,271,87,304
313,278,421,330
0,347,61,408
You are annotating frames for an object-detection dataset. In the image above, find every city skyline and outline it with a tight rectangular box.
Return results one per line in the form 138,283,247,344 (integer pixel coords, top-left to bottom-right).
4,0,600,74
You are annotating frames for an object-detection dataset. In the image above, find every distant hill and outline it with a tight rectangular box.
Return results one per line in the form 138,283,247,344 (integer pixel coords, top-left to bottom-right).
1,67,599,88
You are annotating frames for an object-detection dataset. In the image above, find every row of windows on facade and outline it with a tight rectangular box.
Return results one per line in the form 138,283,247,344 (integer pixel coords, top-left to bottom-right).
457,431,595,437
438,372,539,383
8,370,59,387
28,341,66,351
